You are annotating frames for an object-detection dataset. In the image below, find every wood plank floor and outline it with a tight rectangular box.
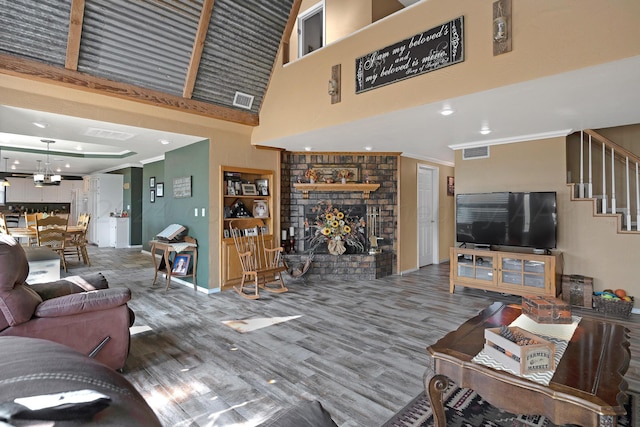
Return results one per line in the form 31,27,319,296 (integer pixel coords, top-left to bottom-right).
63,247,640,427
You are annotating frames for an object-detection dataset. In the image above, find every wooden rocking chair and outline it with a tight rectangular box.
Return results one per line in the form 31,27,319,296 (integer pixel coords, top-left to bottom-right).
229,219,288,299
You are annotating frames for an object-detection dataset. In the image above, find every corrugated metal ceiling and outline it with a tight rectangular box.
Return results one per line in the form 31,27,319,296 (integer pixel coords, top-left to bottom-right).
0,0,296,119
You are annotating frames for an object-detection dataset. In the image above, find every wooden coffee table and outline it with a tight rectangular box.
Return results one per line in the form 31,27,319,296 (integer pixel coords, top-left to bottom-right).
425,302,630,427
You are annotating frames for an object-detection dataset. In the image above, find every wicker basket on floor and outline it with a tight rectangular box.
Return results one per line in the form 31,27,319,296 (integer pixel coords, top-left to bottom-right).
592,295,634,318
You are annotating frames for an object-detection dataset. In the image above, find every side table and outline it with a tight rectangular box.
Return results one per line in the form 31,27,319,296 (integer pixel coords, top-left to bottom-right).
150,237,197,291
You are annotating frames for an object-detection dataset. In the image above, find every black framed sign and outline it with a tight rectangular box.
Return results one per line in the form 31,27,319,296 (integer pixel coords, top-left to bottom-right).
355,16,464,94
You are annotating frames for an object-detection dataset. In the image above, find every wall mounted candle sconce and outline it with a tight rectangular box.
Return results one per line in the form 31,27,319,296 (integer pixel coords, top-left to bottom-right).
493,0,512,56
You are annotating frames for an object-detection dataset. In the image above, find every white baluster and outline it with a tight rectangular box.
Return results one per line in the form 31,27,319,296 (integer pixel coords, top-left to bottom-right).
636,162,640,231
602,142,607,213
588,134,593,198
626,156,631,231
611,147,616,214
579,131,584,198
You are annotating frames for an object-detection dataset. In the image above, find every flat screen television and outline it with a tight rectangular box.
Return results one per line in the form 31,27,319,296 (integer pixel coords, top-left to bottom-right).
456,191,557,249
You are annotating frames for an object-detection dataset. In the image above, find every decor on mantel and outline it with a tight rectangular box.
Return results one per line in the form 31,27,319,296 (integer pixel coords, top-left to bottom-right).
336,169,352,184
305,202,366,255
305,168,320,184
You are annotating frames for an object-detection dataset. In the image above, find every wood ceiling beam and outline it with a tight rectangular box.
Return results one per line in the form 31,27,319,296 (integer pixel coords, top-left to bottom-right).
65,0,85,70
183,0,214,99
281,0,303,65
0,53,259,126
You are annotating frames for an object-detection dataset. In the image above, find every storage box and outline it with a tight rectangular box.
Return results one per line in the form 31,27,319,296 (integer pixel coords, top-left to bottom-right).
484,327,555,374
561,274,593,308
522,295,572,324
593,295,635,318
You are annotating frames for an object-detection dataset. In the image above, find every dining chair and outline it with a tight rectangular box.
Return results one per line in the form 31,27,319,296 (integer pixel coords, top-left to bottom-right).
0,214,9,235
35,215,69,272
64,213,91,266
24,212,45,246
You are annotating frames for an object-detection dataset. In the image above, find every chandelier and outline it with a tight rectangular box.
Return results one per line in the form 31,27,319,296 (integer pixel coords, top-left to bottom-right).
34,139,62,187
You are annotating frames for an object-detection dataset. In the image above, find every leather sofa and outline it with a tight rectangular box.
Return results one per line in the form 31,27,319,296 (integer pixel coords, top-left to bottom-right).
0,235,133,370
0,336,161,426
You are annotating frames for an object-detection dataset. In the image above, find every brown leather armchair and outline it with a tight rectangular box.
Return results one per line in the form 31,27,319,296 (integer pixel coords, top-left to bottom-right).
0,235,133,370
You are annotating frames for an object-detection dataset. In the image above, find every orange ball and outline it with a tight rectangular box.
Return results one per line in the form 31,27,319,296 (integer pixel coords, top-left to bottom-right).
614,289,627,298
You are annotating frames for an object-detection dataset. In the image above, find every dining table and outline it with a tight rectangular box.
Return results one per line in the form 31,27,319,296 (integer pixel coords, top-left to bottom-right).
8,225,85,239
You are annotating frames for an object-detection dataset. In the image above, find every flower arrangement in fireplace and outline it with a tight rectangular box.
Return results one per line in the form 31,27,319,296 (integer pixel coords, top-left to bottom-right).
305,202,366,255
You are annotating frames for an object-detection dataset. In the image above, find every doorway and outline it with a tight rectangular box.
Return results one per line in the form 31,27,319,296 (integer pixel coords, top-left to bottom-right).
418,164,439,267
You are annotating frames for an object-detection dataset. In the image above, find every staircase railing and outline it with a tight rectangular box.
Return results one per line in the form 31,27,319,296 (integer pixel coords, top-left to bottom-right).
574,129,640,231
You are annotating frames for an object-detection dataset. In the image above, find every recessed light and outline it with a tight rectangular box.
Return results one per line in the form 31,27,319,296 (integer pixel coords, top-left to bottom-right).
76,145,83,151
160,139,171,145
440,107,454,116
480,127,492,135
364,146,373,151
10,165,16,170
65,163,70,168
32,122,49,129
13,160,19,165
304,146,312,151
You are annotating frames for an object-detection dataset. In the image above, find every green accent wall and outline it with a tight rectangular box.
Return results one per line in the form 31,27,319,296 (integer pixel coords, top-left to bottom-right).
111,167,143,245
142,139,210,290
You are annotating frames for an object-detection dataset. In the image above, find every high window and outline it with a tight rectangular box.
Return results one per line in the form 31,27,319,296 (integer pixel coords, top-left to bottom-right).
298,2,324,57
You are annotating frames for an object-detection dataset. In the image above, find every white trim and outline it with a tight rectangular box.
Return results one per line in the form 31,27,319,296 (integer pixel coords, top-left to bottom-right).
401,152,455,167
140,155,165,165
448,129,573,151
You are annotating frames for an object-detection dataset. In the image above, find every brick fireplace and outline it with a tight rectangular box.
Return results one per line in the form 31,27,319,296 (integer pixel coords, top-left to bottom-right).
280,152,398,280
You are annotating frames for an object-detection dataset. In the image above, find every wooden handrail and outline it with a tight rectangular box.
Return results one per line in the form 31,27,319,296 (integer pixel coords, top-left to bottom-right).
584,129,640,165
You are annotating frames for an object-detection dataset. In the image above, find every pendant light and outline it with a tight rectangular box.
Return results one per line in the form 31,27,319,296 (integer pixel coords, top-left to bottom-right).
33,140,62,187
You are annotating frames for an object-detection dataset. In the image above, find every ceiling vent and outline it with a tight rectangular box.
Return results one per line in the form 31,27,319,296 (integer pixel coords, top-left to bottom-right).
84,127,135,141
462,146,490,160
233,92,254,110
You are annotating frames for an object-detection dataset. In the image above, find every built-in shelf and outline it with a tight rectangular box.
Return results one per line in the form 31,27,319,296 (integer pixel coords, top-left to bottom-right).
293,183,380,199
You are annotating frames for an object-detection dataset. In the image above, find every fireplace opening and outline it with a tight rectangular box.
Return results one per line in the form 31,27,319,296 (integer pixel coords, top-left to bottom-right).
303,203,368,254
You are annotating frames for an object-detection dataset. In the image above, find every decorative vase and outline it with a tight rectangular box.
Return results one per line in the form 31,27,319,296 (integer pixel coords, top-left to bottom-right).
341,177,346,184
327,238,346,255
310,178,315,184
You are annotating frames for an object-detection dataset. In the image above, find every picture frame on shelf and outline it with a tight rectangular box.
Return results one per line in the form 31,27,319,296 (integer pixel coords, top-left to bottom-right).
244,227,259,237
252,200,269,218
172,254,190,276
150,190,155,203
241,183,258,196
149,177,156,188
255,178,269,196
156,182,164,197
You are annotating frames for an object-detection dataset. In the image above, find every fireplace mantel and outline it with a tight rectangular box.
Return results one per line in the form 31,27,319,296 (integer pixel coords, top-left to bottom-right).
293,183,380,199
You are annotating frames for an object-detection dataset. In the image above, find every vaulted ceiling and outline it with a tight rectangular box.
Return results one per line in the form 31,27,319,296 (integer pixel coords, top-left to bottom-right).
0,0,301,176
1,0,298,123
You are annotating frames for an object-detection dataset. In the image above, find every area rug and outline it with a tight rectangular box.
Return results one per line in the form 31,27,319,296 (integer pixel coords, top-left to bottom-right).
222,315,302,333
382,384,638,427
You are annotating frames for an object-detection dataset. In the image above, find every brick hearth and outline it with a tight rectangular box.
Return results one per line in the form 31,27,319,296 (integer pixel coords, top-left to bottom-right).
283,252,393,281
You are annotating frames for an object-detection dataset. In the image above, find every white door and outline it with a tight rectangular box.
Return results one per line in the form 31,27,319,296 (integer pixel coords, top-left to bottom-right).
418,165,438,267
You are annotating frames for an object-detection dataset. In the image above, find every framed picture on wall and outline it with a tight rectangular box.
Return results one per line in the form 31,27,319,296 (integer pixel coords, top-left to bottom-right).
150,190,155,203
149,177,156,188
156,182,164,197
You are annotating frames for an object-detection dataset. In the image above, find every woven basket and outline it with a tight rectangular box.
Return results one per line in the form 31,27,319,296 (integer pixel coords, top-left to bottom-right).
592,295,634,318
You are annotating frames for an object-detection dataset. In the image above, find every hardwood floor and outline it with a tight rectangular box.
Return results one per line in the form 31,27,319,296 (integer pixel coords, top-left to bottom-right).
62,247,640,427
